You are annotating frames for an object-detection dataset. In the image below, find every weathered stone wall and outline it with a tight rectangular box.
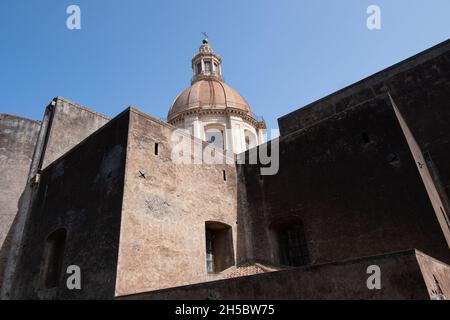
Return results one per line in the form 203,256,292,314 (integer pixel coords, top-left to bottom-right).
416,251,450,299
115,109,238,296
237,41,450,269
40,97,110,169
279,39,450,218
118,250,435,300
11,110,129,299
391,97,450,246
0,97,111,298
239,96,450,267
0,114,40,289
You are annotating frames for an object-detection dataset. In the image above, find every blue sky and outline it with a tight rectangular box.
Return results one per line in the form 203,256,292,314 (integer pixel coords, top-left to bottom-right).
1,0,449,130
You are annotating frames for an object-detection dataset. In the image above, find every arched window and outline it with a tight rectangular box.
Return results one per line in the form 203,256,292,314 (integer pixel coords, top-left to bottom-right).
205,126,225,149
244,130,257,150
205,221,234,273
40,228,67,289
271,221,309,267
204,61,211,73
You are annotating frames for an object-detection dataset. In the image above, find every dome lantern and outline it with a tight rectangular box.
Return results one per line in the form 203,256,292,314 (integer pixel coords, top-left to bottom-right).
191,38,223,83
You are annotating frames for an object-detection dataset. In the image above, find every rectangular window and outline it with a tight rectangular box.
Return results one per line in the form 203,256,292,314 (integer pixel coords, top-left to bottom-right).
206,230,215,273
205,222,235,273
154,143,159,156
205,61,211,73
196,63,202,74
279,224,309,267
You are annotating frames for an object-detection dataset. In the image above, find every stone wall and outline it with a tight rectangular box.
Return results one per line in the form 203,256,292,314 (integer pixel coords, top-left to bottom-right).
237,41,450,269
0,97,111,298
391,96,450,246
40,97,110,169
118,250,441,300
0,114,40,288
416,250,450,300
115,109,238,296
11,110,129,299
278,39,450,219
239,95,450,267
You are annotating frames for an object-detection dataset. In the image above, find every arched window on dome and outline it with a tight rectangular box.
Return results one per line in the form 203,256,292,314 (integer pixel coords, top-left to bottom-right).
244,130,257,150
205,126,225,150
204,61,211,73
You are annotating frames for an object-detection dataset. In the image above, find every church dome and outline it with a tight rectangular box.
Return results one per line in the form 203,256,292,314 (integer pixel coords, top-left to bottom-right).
168,79,253,122
166,36,265,154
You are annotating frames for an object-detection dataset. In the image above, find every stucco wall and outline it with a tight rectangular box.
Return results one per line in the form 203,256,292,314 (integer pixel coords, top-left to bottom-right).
115,109,238,296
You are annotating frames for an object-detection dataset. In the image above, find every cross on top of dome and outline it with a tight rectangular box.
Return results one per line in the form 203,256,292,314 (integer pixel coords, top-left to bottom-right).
199,33,214,54
201,32,209,43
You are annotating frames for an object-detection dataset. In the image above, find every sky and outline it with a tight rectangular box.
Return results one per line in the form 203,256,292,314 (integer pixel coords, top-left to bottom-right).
1,0,449,131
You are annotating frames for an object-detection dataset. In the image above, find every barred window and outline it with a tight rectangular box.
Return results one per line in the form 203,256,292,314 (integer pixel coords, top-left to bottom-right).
278,224,309,267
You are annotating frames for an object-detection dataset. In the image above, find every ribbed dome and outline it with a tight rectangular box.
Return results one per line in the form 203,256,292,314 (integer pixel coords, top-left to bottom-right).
168,79,253,122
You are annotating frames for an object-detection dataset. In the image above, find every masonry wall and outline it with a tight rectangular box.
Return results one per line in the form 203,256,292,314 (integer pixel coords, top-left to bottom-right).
0,114,40,288
239,96,450,268
11,111,129,299
391,97,450,246
115,109,238,296
40,97,110,169
279,39,450,220
416,251,450,299
118,250,435,300
0,97,111,298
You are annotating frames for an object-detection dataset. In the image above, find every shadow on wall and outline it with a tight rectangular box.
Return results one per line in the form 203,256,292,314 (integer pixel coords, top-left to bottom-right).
0,187,28,299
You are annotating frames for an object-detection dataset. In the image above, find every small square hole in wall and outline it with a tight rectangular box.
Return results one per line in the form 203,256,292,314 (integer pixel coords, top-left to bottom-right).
362,132,371,144
154,143,159,156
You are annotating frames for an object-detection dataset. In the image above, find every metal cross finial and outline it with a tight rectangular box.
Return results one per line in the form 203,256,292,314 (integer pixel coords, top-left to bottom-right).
201,32,208,40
